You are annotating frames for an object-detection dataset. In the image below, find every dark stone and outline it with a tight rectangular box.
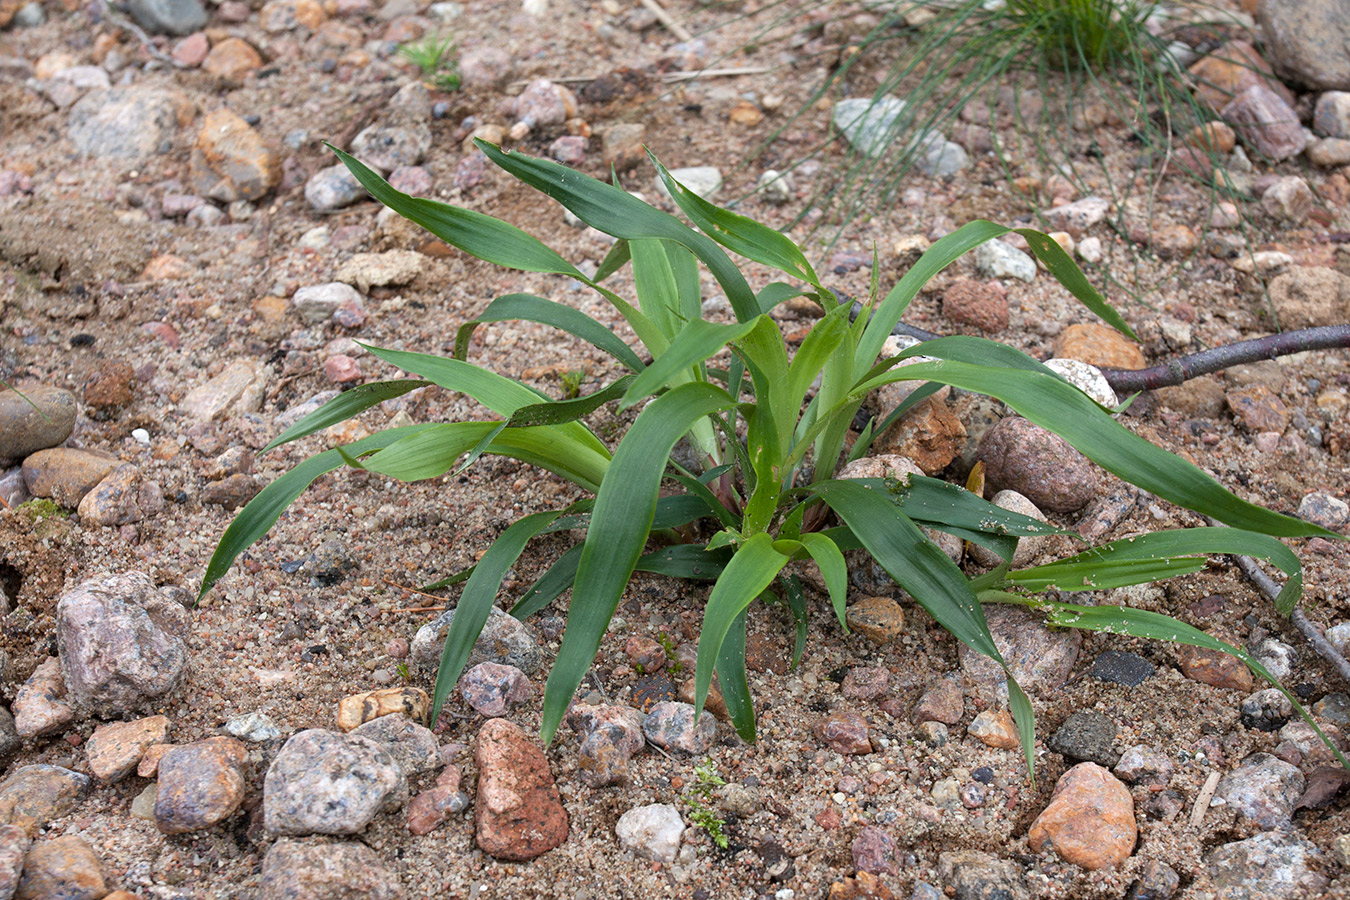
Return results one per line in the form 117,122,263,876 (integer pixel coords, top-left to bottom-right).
1049,710,1119,767
1088,650,1155,687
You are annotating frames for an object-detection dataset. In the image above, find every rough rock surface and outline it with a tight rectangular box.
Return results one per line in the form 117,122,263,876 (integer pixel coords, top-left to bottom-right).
155,737,249,834
474,718,568,860
264,729,407,835
1027,763,1136,870
259,839,404,900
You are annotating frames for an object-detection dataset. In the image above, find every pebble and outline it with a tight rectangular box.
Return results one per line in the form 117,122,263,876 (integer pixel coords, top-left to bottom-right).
912,677,964,725
202,37,263,80
21,448,116,508
67,87,194,160
1315,91,1350,137
1268,266,1350,328
0,467,28,509
13,835,106,900
85,715,171,782
1057,322,1147,370
155,736,248,834
616,803,684,863
967,490,1048,568
126,0,206,34
939,850,1025,900
292,282,364,326
260,839,403,900
963,603,1082,698
1149,224,1197,259
567,703,645,787
0,765,90,835
324,355,363,384
642,701,716,755
411,605,543,675
181,359,268,421
336,250,424,293
225,711,284,742
1312,692,1350,728
1241,688,1293,732
474,718,568,860
814,710,872,755
658,166,724,201
350,124,431,174
967,709,1019,749
1129,860,1181,900
601,122,646,172
833,96,907,157
1307,137,1350,167
459,662,532,716
1206,831,1324,899
917,140,969,176
1261,176,1313,221
56,571,189,715
336,686,429,731
1049,711,1119,767
841,666,890,702
942,279,1008,333
305,164,365,210
1028,762,1136,870
1221,85,1305,161
977,415,1098,513
870,396,966,474
1227,385,1291,434
1043,196,1110,234
10,0,42,25
202,472,260,509
406,765,469,835
458,46,513,89
77,463,163,527
506,79,577,135
844,595,905,644
259,0,327,31
1259,0,1350,91
0,386,77,459
917,721,948,746
1088,650,1154,687
190,108,281,202
264,729,408,835
825,871,894,899
851,825,898,875
716,782,760,817
351,714,439,776
758,169,793,204
974,239,1036,282
1300,491,1348,529
1177,643,1253,691
1114,745,1174,786
1216,752,1305,829
11,657,76,738
0,825,27,899
83,362,135,413
1187,40,1294,111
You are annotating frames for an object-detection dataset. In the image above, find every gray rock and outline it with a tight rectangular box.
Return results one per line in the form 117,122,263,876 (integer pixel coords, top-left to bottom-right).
1299,490,1349,529
303,537,355,586
959,604,1081,701
1044,358,1119,408
0,824,29,900
181,359,268,421
1042,196,1110,233
411,605,542,675
1240,688,1292,732
642,701,716,755
0,708,17,760
0,765,90,836
615,803,684,863
67,88,192,159
977,415,1099,512
305,164,365,211
1215,752,1305,829
1049,710,1119,767
938,849,1028,900
0,468,29,511
658,166,723,201
292,282,364,326
126,0,207,34
1314,91,1350,138
1221,85,1305,161
11,658,76,738
225,711,284,742
349,124,431,174
264,729,408,835
1258,0,1350,91
351,714,439,776
757,169,793,204
77,463,164,527
1312,692,1350,728
1206,832,1323,900
1113,745,1174,786
716,782,760,817
458,662,531,717
1307,137,1350,167
974,239,1036,283
260,839,403,900
1088,650,1155,687
56,571,190,715
0,386,77,459
11,1,44,25
1327,622,1350,656
918,140,970,176
1253,638,1296,681
833,96,907,157
1261,176,1313,221
1128,860,1180,900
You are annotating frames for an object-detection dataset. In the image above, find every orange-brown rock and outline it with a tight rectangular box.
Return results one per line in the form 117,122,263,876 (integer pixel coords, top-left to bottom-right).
86,715,171,783
14,835,106,900
1226,385,1291,434
190,108,281,202
1028,762,1136,870
474,718,568,860
1054,323,1147,370
154,737,249,834
336,687,430,731
872,397,966,474
1178,645,1253,691
826,871,896,899
845,596,906,645
20,448,117,508
968,709,1020,749
202,37,263,81
138,743,173,778
1187,40,1295,111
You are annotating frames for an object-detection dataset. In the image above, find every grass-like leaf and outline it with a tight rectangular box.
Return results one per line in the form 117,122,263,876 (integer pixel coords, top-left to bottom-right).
453,293,646,373
261,380,429,455
716,607,756,741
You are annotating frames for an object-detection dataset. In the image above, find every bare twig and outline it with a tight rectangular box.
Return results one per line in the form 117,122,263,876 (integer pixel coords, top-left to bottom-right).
97,0,183,67
639,0,692,42
1190,771,1220,828
506,67,772,91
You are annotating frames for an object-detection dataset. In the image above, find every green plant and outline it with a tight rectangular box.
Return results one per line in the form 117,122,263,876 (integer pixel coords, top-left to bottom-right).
200,141,1346,778
658,631,683,676
685,757,729,849
396,662,412,682
397,35,461,92
559,369,587,400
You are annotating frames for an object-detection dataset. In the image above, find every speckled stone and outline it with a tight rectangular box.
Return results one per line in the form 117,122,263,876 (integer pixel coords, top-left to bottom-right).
642,701,716,755
13,835,106,900
959,604,1081,700
977,416,1098,513
459,662,532,717
85,715,171,782
264,729,408,835
967,709,1019,749
259,839,403,900
845,596,906,645
155,737,249,834
1216,753,1305,829
77,463,163,527
567,703,645,787
851,824,899,876
11,657,76,738
406,765,468,835
814,710,872,755
411,605,542,675
0,825,29,899
474,718,568,860
912,678,964,725
351,714,439,777
1049,711,1119,767
0,765,90,836
616,803,685,863
1206,832,1324,900
1088,650,1154,687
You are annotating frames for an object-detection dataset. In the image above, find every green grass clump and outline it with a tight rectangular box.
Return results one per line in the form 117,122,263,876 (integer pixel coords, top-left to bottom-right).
17,498,67,519
685,757,729,849
200,142,1345,778
397,35,461,92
